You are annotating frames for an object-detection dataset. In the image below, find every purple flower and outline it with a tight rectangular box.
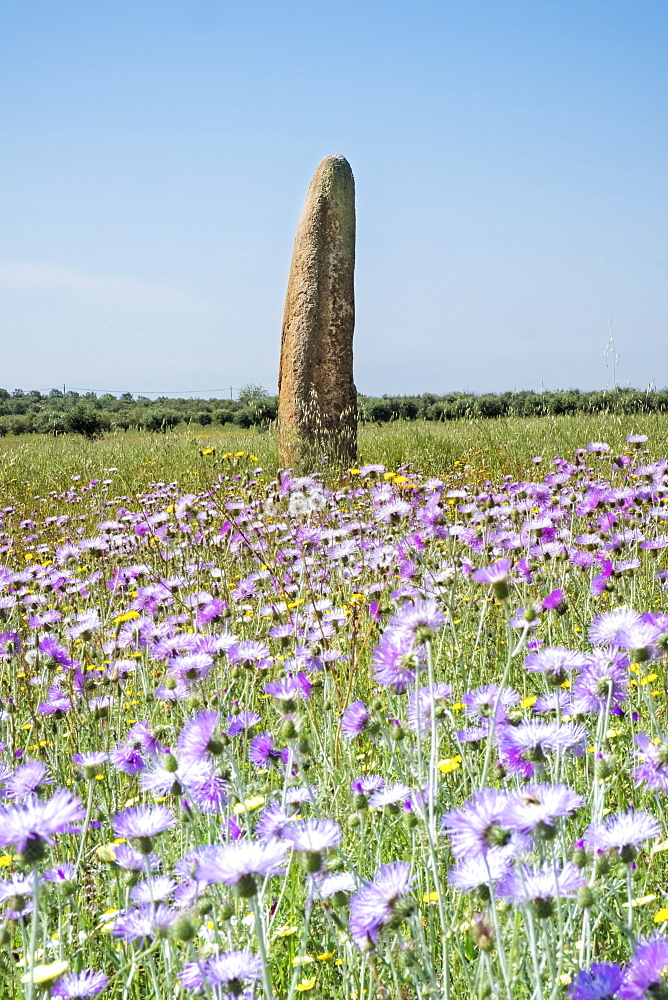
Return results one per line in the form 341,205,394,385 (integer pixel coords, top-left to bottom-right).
349,861,415,949
371,631,426,692
462,685,519,725
227,640,270,667
227,711,261,737
130,876,176,904
498,720,587,768
387,599,445,639
41,863,75,889
571,650,628,712
441,788,524,859
619,937,668,1000
589,609,641,647
179,948,262,994
72,752,108,779
255,802,292,841
0,788,85,860
194,839,288,895
633,733,668,793
264,673,311,705
51,969,109,998
112,902,177,942
524,646,588,682
111,844,160,872
448,851,513,895
369,783,411,810
498,861,585,915
585,810,660,862
111,804,176,849
249,732,283,768
472,559,512,599
4,760,51,801
407,683,452,734
177,711,221,762
568,962,623,1000
501,783,584,834
341,700,369,739
283,818,341,871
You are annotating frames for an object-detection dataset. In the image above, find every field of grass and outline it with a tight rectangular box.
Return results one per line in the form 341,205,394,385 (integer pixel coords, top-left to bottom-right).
2,412,668,502
0,416,668,1000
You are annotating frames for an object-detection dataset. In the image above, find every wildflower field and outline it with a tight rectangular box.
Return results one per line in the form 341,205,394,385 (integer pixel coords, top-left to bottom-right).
2,416,668,1000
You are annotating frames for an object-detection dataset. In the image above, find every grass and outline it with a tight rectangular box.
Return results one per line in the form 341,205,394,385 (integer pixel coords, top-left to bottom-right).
1,415,668,1000
2,412,667,502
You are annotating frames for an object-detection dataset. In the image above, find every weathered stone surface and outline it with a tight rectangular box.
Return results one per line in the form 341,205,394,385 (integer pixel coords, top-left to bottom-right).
278,155,357,470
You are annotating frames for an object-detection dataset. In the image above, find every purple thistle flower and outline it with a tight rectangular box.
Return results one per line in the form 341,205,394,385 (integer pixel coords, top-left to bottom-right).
227,640,270,667
72,752,108,779
448,850,513,895
497,860,585,914
43,862,77,885
193,839,288,895
38,685,72,717
255,802,292,841
4,760,51,801
387,599,446,639
524,646,589,682
112,902,177,942
633,733,668,793
67,610,101,640
371,631,426,692
311,871,357,899
584,810,660,862
249,732,283,768
51,969,109,999
369,783,412,810
341,700,369,739
130,876,176,904
179,948,262,994
589,609,641,647
0,788,85,860
498,720,587,767
619,937,668,1000
283,818,341,871
176,711,222,762
441,788,525,859
501,783,584,834
568,962,624,1000
571,650,629,712
349,861,415,949
111,844,160,872
472,559,512,599
227,711,261,737
407,683,452,734
264,673,311,705
39,636,72,667
462,685,519,725
111,804,176,849
0,871,35,919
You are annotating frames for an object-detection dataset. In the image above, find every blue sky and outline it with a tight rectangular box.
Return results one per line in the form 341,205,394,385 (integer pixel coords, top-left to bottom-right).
1,0,666,397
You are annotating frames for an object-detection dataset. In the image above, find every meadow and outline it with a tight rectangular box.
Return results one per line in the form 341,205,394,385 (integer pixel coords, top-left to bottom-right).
1,414,668,1000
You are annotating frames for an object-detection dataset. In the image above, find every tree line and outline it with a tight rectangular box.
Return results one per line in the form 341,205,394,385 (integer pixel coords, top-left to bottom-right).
0,386,665,438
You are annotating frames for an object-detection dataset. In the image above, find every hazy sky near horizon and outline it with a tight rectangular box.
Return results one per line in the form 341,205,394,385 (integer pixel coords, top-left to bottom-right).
1,0,666,398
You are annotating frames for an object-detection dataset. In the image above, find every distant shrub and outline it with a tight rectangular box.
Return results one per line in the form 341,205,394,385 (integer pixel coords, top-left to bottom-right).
63,403,104,439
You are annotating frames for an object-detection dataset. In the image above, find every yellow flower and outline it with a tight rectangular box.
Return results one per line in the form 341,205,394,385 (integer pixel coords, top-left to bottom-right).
233,795,265,814
249,455,259,461
22,960,69,984
438,756,462,774
296,978,316,992
655,908,668,923
200,448,216,456
273,925,299,939
521,696,537,709
422,891,439,903
317,950,336,961
235,451,245,458
0,855,12,868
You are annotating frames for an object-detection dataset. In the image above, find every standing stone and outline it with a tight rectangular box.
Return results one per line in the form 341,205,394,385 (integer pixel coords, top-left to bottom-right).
278,155,357,470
